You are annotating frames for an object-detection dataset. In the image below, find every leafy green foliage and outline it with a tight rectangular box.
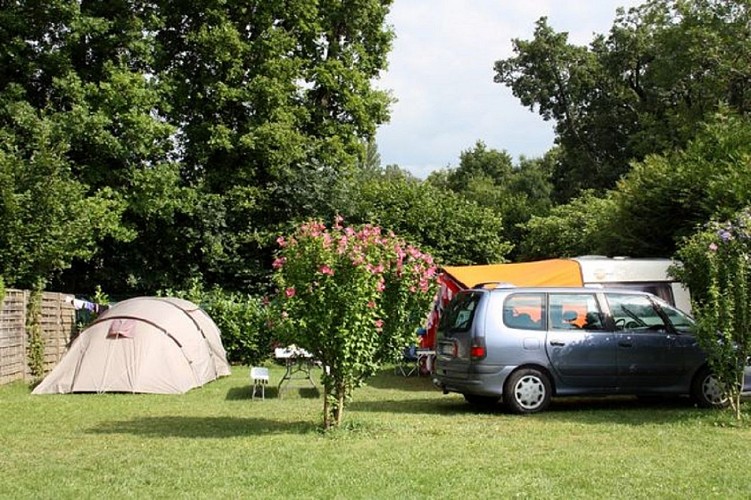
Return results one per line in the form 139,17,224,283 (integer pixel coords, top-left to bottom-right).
149,0,396,291
496,1,751,200
352,169,512,265
160,280,273,367
426,141,554,260
0,96,129,288
519,191,614,259
25,279,45,381
674,208,751,419
521,112,751,259
272,219,438,428
603,112,751,257
1,0,396,296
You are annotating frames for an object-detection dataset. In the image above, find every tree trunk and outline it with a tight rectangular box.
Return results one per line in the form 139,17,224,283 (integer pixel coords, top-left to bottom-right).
335,381,346,426
322,385,331,429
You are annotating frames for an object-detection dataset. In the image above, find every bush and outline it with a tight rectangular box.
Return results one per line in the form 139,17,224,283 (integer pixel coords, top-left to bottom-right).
272,219,438,428
200,290,273,366
674,207,751,420
161,281,273,366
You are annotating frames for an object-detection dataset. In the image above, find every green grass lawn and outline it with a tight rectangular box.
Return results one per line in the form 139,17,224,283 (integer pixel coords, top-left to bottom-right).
2,365,750,499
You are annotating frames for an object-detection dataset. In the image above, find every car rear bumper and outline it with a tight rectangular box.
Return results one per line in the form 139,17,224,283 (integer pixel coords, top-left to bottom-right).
433,364,516,397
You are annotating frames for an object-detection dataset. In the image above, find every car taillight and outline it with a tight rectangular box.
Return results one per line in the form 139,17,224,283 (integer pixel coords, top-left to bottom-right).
470,342,486,360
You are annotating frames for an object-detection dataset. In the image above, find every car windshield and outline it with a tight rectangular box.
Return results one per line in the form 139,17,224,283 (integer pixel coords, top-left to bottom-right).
655,298,695,333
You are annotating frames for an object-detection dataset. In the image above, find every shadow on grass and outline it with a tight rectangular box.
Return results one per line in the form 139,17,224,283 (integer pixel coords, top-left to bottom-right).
225,385,321,401
349,394,713,425
540,396,706,424
363,367,438,392
88,416,317,438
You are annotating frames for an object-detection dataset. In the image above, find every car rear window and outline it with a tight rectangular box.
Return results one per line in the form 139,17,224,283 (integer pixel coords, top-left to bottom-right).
440,292,482,333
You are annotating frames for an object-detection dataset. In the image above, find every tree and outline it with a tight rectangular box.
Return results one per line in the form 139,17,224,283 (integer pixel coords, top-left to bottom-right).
0,96,127,288
1,1,397,295
151,0,396,291
519,111,751,260
351,172,512,265
0,0,195,292
272,219,437,428
495,1,751,201
427,142,554,260
518,190,614,260
674,208,751,420
601,111,751,257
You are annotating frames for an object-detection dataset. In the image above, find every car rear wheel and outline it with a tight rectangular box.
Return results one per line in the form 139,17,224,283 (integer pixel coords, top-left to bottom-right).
691,367,730,408
504,368,551,414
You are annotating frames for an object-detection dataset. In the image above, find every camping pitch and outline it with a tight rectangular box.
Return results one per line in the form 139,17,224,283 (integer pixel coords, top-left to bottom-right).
33,297,231,394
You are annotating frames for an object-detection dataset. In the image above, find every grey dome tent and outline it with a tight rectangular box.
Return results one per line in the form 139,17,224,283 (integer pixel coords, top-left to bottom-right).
33,297,231,394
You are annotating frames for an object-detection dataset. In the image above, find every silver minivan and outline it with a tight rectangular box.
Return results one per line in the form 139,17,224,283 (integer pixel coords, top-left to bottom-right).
433,285,751,413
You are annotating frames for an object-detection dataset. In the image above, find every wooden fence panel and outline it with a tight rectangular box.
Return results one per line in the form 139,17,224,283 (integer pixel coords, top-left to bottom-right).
0,289,76,385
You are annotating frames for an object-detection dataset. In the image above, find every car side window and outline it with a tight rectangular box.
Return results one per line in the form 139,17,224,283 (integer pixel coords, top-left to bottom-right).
606,293,669,333
548,293,605,331
503,293,544,330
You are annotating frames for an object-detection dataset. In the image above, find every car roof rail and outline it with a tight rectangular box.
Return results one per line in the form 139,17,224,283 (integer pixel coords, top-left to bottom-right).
473,282,516,289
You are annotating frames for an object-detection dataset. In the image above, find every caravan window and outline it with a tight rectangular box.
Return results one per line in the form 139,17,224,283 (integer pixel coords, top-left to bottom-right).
604,283,675,306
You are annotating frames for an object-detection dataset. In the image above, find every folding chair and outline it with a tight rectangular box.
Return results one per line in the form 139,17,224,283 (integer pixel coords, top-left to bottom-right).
395,346,419,376
250,367,270,400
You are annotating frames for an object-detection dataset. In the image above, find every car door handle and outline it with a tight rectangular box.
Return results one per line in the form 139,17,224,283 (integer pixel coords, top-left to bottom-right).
618,341,632,348
549,340,565,347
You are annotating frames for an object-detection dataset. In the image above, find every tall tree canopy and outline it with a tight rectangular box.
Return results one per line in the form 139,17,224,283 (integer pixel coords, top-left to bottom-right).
1,0,395,294
427,141,554,258
495,0,751,201
350,167,512,265
521,112,751,260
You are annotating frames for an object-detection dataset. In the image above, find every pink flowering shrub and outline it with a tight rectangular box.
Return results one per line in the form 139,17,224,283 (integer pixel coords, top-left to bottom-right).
674,207,751,419
272,218,438,428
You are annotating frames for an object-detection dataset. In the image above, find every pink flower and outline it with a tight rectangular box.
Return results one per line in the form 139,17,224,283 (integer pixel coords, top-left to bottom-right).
374,319,384,331
367,300,376,309
709,242,718,252
276,236,287,248
319,264,334,276
334,215,344,229
366,263,385,274
376,279,385,292
272,257,286,269
285,287,296,298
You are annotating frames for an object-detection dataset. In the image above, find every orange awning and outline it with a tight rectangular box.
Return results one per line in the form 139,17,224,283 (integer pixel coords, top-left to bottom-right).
442,259,583,288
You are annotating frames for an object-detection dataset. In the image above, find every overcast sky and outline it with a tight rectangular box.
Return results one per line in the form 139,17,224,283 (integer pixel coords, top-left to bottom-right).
375,0,644,178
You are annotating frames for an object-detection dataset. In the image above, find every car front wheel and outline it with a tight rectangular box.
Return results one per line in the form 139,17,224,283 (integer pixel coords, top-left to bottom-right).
691,367,730,408
504,368,552,414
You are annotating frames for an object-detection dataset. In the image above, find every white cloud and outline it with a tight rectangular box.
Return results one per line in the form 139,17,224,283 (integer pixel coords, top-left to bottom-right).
375,0,643,178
